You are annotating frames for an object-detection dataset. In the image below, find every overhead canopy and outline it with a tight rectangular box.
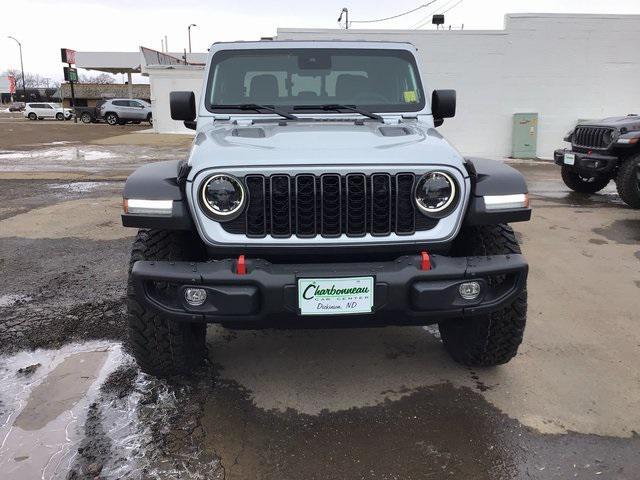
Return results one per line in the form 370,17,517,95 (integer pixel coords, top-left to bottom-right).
75,52,142,74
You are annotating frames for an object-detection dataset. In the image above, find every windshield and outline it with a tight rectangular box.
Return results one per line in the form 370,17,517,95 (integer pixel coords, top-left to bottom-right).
206,48,425,114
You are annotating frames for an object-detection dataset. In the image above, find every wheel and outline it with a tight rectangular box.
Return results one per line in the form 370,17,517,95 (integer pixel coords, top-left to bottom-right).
615,154,640,208
80,112,92,124
28,112,37,120
56,112,64,121
561,165,610,193
105,112,119,125
132,121,141,124
127,229,207,377
438,224,527,366
147,114,153,125
118,119,127,125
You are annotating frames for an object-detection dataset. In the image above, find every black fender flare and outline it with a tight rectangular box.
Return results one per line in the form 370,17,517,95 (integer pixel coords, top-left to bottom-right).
463,157,531,225
121,160,194,230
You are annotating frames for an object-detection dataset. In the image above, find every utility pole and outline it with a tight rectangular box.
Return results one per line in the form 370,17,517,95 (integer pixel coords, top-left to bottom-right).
188,24,197,54
7,36,27,102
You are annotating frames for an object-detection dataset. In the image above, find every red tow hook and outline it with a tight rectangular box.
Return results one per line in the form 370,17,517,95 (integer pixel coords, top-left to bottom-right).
420,251,431,271
236,255,246,275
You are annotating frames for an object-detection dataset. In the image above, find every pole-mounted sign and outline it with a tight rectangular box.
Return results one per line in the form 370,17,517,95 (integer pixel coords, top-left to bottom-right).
63,67,78,82
61,48,78,122
60,48,76,64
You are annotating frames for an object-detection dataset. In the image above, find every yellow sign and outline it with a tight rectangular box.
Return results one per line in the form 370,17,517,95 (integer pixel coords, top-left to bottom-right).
403,90,418,103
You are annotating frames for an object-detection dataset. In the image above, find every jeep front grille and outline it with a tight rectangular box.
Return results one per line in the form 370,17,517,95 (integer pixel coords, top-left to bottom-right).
573,126,614,150
222,173,437,238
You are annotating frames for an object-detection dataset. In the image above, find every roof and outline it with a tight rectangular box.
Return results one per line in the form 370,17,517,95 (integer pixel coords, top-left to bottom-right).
75,52,142,73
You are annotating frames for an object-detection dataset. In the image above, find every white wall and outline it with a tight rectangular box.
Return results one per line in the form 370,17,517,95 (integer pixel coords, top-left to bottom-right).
146,67,204,134
278,14,640,158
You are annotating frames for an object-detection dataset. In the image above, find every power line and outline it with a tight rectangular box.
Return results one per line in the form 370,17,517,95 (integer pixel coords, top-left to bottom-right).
441,0,465,14
410,0,451,29
349,1,439,25
412,0,464,29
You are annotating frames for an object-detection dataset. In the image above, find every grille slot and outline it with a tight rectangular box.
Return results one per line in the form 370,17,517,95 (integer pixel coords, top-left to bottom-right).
270,175,292,238
222,173,438,238
573,126,613,149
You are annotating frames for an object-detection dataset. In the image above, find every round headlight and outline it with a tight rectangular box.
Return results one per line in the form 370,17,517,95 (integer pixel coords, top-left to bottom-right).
200,174,246,220
414,171,456,216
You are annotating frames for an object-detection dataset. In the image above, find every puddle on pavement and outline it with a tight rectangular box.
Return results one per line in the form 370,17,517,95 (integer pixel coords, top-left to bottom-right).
592,219,640,245
0,145,188,173
0,294,32,308
1,336,639,479
0,341,221,479
47,181,105,194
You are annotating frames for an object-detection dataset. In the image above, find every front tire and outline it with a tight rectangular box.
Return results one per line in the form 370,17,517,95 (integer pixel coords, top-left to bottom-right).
147,113,153,125
105,112,119,126
81,112,92,124
561,165,610,193
127,230,207,377
615,154,640,209
56,112,64,121
438,224,527,366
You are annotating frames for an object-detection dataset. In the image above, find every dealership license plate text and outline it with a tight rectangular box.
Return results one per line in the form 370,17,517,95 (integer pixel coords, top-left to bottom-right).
298,276,374,315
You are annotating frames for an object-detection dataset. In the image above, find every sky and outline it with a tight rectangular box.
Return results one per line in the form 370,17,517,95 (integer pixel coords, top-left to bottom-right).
2,0,640,82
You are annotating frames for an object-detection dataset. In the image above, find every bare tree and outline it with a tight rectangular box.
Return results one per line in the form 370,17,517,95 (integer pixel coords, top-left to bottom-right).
78,73,116,84
1,69,60,88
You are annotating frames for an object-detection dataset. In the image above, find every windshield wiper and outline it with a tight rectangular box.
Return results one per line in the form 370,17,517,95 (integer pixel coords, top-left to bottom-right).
293,104,383,122
211,103,299,120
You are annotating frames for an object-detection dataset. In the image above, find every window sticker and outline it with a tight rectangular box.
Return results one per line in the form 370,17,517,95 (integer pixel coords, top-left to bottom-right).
403,90,418,103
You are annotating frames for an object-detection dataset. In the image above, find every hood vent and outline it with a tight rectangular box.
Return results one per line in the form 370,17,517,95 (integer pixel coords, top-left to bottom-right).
232,128,266,138
379,126,412,137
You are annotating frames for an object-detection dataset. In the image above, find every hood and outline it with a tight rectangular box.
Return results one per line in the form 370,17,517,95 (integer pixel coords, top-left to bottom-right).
188,120,465,172
581,115,640,130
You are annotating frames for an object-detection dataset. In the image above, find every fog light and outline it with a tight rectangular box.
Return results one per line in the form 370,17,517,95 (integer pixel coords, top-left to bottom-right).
184,288,207,306
459,281,481,300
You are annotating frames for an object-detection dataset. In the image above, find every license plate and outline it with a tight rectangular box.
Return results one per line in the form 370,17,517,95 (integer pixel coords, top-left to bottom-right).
298,276,374,315
564,152,575,165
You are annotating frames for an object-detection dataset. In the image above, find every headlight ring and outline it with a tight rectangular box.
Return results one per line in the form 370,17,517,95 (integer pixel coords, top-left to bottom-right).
199,173,246,221
414,171,458,218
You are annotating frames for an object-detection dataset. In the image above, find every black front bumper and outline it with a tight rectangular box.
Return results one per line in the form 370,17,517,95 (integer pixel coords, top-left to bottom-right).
131,254,528,327
554,148,618,174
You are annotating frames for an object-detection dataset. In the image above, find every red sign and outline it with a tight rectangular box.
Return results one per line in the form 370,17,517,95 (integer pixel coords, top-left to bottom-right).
8,75,16,94
61,48,76,64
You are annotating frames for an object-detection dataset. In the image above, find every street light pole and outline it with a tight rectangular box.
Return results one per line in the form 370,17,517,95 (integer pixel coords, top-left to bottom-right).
8,36,27,101
188,24,197,54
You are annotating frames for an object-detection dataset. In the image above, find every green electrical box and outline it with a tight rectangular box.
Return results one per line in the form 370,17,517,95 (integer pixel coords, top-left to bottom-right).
512,113,538,158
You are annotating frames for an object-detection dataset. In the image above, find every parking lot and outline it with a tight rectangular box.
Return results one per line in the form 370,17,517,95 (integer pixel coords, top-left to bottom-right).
0,118,639,479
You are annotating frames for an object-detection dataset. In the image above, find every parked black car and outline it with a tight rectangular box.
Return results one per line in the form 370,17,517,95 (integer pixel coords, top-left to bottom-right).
554,115,640,208
74,100,106,124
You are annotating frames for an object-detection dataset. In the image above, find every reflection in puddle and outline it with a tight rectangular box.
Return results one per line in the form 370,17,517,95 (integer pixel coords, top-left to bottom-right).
0,341,220,479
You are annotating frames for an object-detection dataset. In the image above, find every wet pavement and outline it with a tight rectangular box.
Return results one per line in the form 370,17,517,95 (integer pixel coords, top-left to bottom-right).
0,130,639,478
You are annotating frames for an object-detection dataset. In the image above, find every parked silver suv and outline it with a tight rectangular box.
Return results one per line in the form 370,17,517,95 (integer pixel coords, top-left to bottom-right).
99,98,153,126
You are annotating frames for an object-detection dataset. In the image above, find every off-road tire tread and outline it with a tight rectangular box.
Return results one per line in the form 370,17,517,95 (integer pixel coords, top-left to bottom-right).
561,165,609,193
615,154,640,209
127,229,206,376
439,224,527,366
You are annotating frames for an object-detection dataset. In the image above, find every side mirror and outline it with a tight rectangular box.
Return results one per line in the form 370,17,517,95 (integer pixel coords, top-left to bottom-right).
170,91,197,130
431,89,456,126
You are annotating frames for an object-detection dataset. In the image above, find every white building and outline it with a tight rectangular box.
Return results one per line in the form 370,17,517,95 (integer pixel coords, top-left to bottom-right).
79,13,640,159
277,13,640,159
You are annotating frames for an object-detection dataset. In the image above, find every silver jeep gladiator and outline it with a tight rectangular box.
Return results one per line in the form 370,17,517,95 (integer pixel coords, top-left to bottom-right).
121,41,531,377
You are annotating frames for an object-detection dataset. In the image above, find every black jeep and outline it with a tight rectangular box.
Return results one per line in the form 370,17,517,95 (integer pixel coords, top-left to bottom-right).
554,115,640,208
